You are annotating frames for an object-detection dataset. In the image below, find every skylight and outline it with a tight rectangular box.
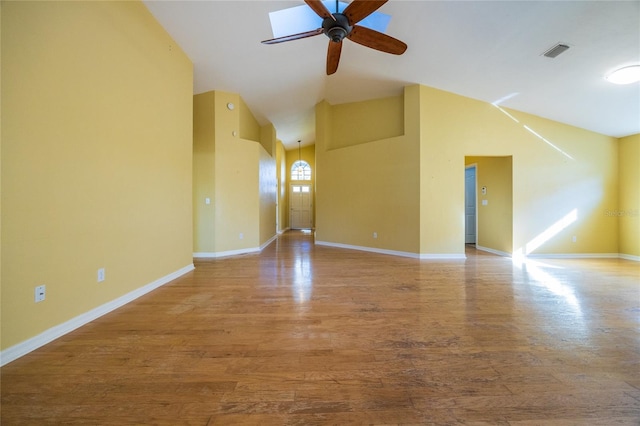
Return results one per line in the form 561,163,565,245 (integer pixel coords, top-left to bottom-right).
268,1,390,39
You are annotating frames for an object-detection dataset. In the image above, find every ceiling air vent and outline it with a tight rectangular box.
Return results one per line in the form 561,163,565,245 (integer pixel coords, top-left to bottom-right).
543,43,570,58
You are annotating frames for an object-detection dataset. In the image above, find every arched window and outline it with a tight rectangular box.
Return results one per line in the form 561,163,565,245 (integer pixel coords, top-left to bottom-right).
291,160,311,181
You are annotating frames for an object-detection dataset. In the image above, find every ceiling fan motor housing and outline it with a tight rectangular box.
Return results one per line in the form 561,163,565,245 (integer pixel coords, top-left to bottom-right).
323,13,352,43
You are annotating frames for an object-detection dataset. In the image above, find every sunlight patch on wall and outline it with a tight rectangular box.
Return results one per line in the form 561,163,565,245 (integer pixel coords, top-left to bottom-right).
513,208,577,260
523,125,574,161
491,92,520,109
493,104,520,124
492,100,574,161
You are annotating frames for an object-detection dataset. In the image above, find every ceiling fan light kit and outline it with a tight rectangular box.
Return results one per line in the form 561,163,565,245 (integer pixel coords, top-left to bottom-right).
261,0,407,75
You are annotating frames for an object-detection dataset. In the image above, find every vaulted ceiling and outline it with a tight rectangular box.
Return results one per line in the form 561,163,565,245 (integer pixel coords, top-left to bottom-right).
144,1,640,149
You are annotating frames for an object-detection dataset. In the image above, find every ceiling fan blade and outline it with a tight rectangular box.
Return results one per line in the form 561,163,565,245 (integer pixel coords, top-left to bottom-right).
343,0,387,25
305,0,336,21
326,40,342,75
261,28,324,44
347,25,407,55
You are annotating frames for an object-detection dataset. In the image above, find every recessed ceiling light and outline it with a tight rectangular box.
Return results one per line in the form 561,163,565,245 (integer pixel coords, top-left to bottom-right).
605,65,640,85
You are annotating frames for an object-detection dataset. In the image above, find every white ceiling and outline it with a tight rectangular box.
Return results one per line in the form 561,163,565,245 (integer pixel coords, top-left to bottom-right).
144,0,640,149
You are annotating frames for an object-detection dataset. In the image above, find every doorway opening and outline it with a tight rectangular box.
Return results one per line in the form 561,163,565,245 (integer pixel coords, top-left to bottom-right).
464,156,513,256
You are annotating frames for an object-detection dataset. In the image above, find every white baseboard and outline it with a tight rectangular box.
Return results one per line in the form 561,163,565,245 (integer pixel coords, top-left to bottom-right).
0,264,195,367
315,240,421,258
526,253,620,259
619,253,640,262
260,235,278,251
420,253,467,260
476,245,637,261
193,235,277,259
315,240,465,260
194,248,260,258
476,245,511,257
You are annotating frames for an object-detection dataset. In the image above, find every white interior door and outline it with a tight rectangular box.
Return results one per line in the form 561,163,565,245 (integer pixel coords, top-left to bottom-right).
290,184,312,229
465,166,477,244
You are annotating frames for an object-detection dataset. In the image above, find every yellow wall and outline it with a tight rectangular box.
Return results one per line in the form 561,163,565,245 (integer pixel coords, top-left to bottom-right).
259,125,277,245
193,92,216,252
193,91,277,254
618,133,640,257
214,92,259,251
329,95,404,149
419,85,618,257
1,1,4,344
1,1,193,349
316,86,421,253
239,97,261,147
275,140,288,233
316,84,620,257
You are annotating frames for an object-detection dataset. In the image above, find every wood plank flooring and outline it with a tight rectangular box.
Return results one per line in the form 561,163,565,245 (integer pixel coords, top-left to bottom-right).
2,231,639,425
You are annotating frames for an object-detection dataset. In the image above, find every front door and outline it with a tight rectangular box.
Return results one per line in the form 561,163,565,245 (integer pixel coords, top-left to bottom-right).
290,184,312,229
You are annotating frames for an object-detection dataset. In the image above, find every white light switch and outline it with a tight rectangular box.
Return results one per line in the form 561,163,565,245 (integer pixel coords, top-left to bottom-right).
205,197,211,205
35,285,46,303
482,199,488,205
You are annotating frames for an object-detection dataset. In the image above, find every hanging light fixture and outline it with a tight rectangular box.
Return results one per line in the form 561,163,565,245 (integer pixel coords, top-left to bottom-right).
297,140,304,176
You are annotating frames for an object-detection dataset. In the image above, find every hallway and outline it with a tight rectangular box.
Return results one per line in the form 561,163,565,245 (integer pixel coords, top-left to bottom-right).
2,231,639,424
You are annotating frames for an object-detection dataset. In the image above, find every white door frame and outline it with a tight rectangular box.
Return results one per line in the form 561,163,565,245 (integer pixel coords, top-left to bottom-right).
465,164,478,245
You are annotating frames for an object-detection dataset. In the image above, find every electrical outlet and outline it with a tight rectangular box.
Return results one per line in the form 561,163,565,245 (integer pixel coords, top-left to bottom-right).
572,235,577,243
97,268,105,283
239,233,244,240
373,232,378,239
35,285,46,303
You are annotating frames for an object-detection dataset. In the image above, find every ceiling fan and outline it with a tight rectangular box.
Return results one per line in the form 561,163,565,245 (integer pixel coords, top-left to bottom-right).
262,0,407,75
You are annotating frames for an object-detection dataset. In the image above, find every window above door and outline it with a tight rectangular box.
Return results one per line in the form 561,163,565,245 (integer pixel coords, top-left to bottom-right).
291,160,311,181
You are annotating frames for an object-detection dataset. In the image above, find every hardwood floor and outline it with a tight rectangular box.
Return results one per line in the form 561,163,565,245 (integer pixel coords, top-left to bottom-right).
2,231,639,425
